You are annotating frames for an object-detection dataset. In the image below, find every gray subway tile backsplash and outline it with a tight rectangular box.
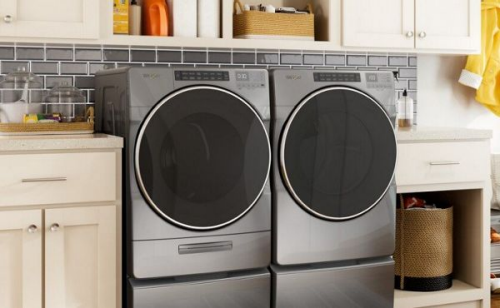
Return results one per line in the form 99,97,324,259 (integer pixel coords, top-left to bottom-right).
257,53,278,64
0,46,417,117
158,50,182,63
16,47,44,60
60,62,88,75
104,49,129,62
281,54,302,65
0,47,14,60
208,52,231,64
75,49,102,61
183,51,207,63
131,50,156,62
46,48,73,60
233,53,255,64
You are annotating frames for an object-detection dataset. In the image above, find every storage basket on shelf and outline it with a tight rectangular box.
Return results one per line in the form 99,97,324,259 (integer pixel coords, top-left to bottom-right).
395,195,453,292
233,0,315,41
491,154,500,210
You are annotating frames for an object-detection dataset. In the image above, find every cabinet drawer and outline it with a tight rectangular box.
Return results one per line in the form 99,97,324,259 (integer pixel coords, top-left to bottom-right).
395,141,489,187
0,152,116,207
426,300,480,308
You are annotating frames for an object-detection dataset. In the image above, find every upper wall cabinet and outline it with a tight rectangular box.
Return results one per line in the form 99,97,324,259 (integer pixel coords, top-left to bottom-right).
0,0,99,39
342,0,480,53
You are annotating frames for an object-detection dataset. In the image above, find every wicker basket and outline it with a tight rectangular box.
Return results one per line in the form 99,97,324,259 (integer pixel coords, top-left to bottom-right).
0,106,94,135
233,0,315,41
395,195,453,292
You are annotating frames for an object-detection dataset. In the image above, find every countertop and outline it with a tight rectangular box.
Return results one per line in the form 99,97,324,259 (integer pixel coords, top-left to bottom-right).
0,134,123,151
396,126,493,142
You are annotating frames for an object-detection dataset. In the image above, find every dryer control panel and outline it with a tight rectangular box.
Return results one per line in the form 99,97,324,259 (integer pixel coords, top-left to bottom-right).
235,70,266,90
175,70,230,81
313,72,361,82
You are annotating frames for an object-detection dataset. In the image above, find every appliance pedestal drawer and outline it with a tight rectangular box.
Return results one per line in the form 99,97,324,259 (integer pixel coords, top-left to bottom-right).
0,151,117,207
128,269,270,308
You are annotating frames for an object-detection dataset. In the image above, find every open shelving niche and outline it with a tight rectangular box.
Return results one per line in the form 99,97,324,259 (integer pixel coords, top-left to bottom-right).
395,186,490,308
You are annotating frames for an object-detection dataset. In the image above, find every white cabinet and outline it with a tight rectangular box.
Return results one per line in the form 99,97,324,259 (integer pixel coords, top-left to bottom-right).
0,0,99,39
343,0,415,49
0,210,42,308
415,0,480,51
45,206,116,308
342,0,480,52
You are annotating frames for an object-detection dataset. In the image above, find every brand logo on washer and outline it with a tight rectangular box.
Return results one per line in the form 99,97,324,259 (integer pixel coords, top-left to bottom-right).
285,75,302,80
142,73,160,79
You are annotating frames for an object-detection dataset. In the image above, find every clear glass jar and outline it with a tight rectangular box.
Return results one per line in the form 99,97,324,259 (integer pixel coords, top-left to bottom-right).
0,67,43,103
44,83,88,122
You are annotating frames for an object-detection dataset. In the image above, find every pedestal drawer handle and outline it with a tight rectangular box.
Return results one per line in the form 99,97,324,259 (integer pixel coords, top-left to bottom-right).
429,161,460,166
27,225,38,234
22,177,67,183
50,223,60,232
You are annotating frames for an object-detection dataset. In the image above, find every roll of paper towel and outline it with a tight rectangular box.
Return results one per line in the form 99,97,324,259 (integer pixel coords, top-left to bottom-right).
167,0,197,37
198,0,220,38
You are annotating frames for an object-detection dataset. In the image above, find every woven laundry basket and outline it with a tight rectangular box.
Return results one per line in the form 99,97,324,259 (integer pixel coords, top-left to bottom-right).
395,196,453,292
233,0,315,41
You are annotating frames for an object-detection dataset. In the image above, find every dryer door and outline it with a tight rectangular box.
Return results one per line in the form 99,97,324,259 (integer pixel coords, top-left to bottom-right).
280,87,396,221
135,86,271,230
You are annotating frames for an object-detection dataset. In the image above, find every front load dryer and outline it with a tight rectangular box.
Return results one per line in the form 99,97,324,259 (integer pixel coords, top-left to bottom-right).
96,67,272,308
270,69,397,308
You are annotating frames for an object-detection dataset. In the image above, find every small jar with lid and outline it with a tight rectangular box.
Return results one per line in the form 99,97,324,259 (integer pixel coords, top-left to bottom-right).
44,83,89,122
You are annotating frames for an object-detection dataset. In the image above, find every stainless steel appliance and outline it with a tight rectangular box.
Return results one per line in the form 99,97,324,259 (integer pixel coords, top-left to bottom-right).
270,69,397,308
96,67,272,308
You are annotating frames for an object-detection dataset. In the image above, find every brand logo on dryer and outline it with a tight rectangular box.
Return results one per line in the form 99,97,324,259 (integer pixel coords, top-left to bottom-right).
142,73,161,80
285,75,302,80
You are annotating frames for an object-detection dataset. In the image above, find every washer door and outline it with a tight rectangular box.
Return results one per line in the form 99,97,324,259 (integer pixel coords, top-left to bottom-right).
135,86,271,230
280,87,396,221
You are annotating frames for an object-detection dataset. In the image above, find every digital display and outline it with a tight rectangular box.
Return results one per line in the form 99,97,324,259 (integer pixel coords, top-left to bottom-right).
366,73,378,82
236,72,250,81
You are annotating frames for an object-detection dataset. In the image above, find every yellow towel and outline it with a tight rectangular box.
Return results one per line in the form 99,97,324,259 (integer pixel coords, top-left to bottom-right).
459,0,500,116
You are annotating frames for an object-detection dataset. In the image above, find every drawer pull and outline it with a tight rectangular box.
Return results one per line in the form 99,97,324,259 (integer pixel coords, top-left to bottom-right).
27,225,38,234
50,223,60,232
22,177,67,183
178,241,233,255
429,161,460,166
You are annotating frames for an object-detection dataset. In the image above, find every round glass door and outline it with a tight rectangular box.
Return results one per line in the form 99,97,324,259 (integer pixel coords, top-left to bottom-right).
280,87,397,220
135,86,271,230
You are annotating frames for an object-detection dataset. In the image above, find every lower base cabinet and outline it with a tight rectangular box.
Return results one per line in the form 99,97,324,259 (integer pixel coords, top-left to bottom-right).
0,205,116,308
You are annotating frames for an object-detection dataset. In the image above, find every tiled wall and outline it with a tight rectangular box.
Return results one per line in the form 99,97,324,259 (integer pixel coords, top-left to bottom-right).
0,45,417,119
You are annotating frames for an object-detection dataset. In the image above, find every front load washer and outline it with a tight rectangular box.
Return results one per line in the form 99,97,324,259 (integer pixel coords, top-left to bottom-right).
96,67,272,308
270,69,397,307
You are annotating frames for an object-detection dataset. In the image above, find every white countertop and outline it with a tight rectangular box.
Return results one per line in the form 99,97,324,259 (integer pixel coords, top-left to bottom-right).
0,133,123,151
396,126,493,142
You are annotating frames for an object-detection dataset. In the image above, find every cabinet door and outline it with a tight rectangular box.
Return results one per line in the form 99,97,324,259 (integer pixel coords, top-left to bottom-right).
0,210,42,308
45,206,116,308
343,0,415,48
0,0,99,39
415,0,480,51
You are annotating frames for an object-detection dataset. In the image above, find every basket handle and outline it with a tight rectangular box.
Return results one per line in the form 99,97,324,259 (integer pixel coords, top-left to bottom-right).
234,0,244,15
306,3,314,14
86,106,95,124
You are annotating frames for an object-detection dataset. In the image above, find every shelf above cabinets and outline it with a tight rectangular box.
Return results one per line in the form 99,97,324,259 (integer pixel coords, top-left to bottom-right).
0,0,481,55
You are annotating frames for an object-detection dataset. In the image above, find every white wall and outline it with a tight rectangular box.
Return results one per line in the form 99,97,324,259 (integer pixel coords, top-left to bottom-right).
417,55,500,152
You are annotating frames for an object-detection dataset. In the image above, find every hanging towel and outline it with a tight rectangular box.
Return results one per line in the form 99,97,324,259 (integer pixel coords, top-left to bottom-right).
459,0,500,116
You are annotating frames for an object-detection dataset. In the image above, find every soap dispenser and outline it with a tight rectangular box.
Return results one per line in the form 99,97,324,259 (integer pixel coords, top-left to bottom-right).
397,90,414,128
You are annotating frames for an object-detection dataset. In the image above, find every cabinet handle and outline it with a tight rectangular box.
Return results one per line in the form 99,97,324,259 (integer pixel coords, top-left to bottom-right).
429,161,460,166
406,31,414,38
418,31,427,38
27,225,38,234
22,177,67,183
3,15,12,23
50,223,60,232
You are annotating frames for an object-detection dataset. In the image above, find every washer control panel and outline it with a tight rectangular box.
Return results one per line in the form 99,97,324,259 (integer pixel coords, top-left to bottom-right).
175,70,230,81
235,70,266,90
314,72,361,82
366,73,393,89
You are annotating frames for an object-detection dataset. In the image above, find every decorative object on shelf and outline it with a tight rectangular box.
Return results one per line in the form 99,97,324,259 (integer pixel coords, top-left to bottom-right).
167,0,197,37
129,0,142,35
395,194,454,292
142,0,169,36
198,0,220,38
113,0,130,34
233,0,315,41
